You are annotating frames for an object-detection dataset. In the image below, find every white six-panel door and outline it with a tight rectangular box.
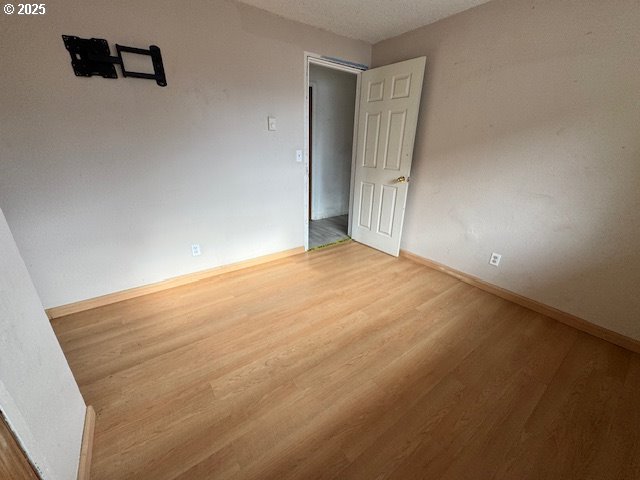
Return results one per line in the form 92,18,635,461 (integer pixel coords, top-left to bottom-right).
351,57,426,256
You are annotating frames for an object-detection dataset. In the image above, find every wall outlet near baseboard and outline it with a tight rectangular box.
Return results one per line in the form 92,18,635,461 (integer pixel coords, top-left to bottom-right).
489,252,502,266
191,244,202,257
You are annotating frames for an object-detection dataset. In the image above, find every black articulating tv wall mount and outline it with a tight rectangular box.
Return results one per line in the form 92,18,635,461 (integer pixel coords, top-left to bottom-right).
62,35,167,87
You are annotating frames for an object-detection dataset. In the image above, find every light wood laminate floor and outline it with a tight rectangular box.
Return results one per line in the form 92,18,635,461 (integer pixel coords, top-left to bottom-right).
0,416,38,480
52,242,640,480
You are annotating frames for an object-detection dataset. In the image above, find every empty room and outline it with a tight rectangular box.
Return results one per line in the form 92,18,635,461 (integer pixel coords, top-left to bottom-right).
1,0,639,479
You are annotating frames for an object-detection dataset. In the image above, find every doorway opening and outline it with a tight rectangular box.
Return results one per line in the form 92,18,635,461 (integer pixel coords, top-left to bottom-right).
306,59,359,249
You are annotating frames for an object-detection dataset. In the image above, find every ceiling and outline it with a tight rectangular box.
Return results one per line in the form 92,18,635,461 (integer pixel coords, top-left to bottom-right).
235,0,494,44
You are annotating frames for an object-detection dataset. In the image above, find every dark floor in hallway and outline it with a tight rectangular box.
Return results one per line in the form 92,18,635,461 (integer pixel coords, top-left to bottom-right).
309,214,349,248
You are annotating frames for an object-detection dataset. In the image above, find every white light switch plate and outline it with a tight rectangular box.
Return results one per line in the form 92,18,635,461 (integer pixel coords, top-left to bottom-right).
268,116,277,131
296,150,303,162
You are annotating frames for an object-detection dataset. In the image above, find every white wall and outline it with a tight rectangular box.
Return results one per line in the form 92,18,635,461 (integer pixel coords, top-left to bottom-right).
0,0,370,308
0,208,86,480
309,64,357,220
373,0,640,339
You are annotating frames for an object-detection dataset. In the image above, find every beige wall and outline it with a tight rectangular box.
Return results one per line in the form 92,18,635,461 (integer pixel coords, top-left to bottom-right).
373,0,640,339
0,207,86,480
0,0,370,308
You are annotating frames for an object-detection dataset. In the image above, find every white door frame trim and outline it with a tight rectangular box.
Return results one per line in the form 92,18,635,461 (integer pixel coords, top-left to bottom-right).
303,52,363,251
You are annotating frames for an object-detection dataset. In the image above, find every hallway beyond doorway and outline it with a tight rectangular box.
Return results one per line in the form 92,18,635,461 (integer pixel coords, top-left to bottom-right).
309,215,349,248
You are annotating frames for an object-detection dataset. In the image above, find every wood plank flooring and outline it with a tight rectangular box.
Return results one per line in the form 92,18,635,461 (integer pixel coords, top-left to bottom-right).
0,416,38,480
309,214,349,248
52,242,640,480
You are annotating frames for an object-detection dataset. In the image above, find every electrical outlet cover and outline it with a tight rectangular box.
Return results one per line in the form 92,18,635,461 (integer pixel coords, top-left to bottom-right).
191,244,201,257
489,253,502,266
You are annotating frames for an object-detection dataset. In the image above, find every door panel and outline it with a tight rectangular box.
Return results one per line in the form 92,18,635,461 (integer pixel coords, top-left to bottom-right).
367,80,385,102
383,110,407,170
351,57,426,256
358,182,375,229
378,185,397,236
362,112,381,168
391,74,412,98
